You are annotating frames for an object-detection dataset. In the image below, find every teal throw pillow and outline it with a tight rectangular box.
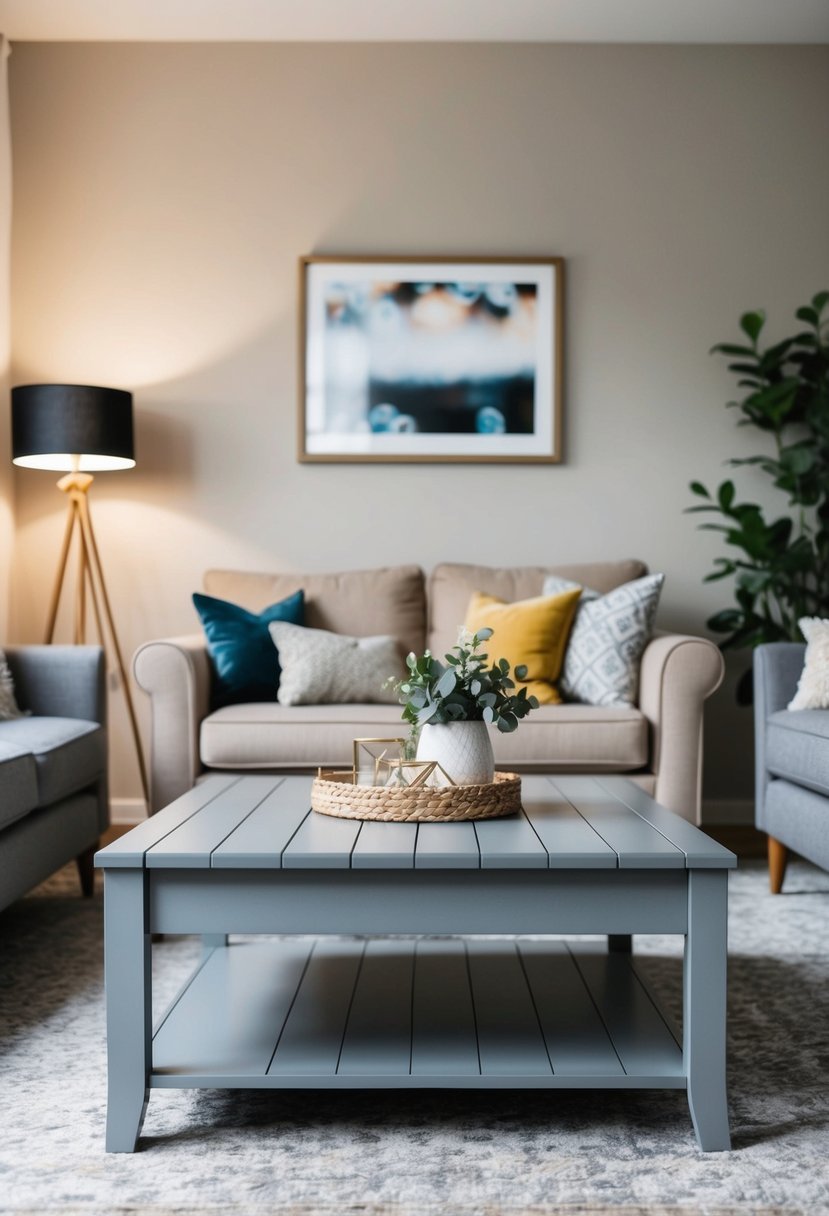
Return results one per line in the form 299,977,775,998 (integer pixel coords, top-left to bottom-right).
193,590,304,707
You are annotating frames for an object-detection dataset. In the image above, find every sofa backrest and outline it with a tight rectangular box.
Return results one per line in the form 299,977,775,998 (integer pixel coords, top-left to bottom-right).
204,565,427,658
427,560,648,658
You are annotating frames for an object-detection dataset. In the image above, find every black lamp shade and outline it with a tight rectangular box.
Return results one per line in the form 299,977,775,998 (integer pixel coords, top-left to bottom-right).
11,383,135,473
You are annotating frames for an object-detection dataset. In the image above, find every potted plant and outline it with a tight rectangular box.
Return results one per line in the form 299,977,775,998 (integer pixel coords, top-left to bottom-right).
390,627,539,784
687,290,829,701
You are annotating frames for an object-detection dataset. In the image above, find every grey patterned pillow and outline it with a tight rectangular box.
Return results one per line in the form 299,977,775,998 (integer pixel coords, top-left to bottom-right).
542,573,665,707
269,622,402,706
0,648,24,721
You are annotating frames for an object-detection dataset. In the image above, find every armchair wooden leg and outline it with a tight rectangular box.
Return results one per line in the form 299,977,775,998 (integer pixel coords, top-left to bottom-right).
76,843,97,897
768,835,789,895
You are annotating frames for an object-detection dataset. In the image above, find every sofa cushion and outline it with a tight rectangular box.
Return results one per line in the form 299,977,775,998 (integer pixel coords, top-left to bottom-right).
205,565,426,659
200,702,648,772
542,573,665,707
428,560,648,658
193,589,305,707
787,617,829,710
0,741,38,830
0,647,25,721
766,709,829,798
269,622,402,705
464,588,582,704
0,717,105,807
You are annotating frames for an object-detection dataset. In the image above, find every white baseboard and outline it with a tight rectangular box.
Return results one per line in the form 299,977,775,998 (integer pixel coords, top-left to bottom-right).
701,798,754,826
110,798,149,825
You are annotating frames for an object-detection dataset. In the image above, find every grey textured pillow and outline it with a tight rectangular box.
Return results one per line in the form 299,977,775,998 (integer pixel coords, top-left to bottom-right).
269,622,402,706
542,573,665,707
0,648,24,721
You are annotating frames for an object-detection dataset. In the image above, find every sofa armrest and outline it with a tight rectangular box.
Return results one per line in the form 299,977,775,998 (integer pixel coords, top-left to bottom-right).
5,645,106,724
753,642,805,829
638,631,725,824
133,634,211,814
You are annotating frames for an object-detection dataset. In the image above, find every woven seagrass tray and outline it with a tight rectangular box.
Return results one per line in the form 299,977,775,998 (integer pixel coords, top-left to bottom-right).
311,770,522,823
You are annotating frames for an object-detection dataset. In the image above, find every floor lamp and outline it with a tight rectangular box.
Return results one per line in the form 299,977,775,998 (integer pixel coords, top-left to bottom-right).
11,383,150,805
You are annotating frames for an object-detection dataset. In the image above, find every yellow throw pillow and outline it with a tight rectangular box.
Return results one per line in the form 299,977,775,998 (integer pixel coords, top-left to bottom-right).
464,588,582,705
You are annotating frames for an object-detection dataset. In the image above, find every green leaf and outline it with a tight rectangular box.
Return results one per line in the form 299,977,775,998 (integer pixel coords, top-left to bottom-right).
707,609,743,633
811,290,829,313
514,664,528,680
710,342,758,358
475,627,494,641
689,481,710,498
796,306,819,326
482,705,494,725
739,311,765,343
717,480,735,510
434,668,456,699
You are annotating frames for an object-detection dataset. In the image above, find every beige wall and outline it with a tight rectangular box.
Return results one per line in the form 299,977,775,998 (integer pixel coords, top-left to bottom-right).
0,36,12,637
8,42,829,815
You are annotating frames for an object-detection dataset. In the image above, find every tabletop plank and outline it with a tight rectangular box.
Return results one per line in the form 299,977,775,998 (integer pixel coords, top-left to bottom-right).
550,776,685,869
211,777,312,869
596,777,737,869
520,775,618,868
146,777,283,868
95,774,241,868
415,821,480,868
351,821,418,869
474,810,549,869
282,810,363,868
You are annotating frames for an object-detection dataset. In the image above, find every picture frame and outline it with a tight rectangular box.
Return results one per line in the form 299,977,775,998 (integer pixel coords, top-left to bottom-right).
298,255,564,464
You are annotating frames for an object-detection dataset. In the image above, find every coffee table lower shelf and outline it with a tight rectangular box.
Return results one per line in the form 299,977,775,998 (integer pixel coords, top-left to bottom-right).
151,937,685,1091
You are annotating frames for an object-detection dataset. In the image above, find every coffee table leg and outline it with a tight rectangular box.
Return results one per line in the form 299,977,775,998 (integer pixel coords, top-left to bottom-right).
608,935,632,952
684,869,731,1151
104,869,151,1152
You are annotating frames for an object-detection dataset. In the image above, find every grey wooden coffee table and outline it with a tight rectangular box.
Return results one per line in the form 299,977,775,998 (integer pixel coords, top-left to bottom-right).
95,773,736,1153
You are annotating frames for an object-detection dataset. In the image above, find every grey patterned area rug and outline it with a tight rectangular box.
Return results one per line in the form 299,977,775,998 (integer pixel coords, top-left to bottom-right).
0,859,827,1216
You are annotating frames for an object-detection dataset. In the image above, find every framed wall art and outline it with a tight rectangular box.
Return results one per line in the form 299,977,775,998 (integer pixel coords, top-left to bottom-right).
298,255,564,464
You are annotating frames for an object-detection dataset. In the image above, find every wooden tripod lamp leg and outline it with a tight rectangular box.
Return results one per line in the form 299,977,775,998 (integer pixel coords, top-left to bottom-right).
45,501,80,644
76,493,150,807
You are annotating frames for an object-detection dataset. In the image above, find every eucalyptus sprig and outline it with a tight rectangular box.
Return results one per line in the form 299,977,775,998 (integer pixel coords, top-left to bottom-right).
391,627,539,734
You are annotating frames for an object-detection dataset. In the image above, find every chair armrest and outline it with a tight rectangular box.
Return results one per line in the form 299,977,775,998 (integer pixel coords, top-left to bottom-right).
638,631,725,823
753,642,805,720
753,642,805,828
4,645,106,724
133,634,211,814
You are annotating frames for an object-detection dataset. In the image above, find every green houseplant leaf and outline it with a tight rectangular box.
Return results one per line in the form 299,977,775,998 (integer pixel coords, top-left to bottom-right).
687,292,829,678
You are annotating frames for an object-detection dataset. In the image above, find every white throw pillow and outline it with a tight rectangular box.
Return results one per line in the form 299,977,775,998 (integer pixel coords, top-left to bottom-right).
269,622,402,706
0,648,24,721
542,573,665,707
788,618,829,710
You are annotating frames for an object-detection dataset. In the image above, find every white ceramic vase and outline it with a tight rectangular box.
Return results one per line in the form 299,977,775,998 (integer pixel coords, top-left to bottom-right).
416,720,495,786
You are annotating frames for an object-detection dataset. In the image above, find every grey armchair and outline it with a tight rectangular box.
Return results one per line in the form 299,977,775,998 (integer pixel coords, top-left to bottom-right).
0,645,108,912
754,642,829,892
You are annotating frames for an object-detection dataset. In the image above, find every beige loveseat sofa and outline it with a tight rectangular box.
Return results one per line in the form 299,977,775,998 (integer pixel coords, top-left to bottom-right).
134,560,724,824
